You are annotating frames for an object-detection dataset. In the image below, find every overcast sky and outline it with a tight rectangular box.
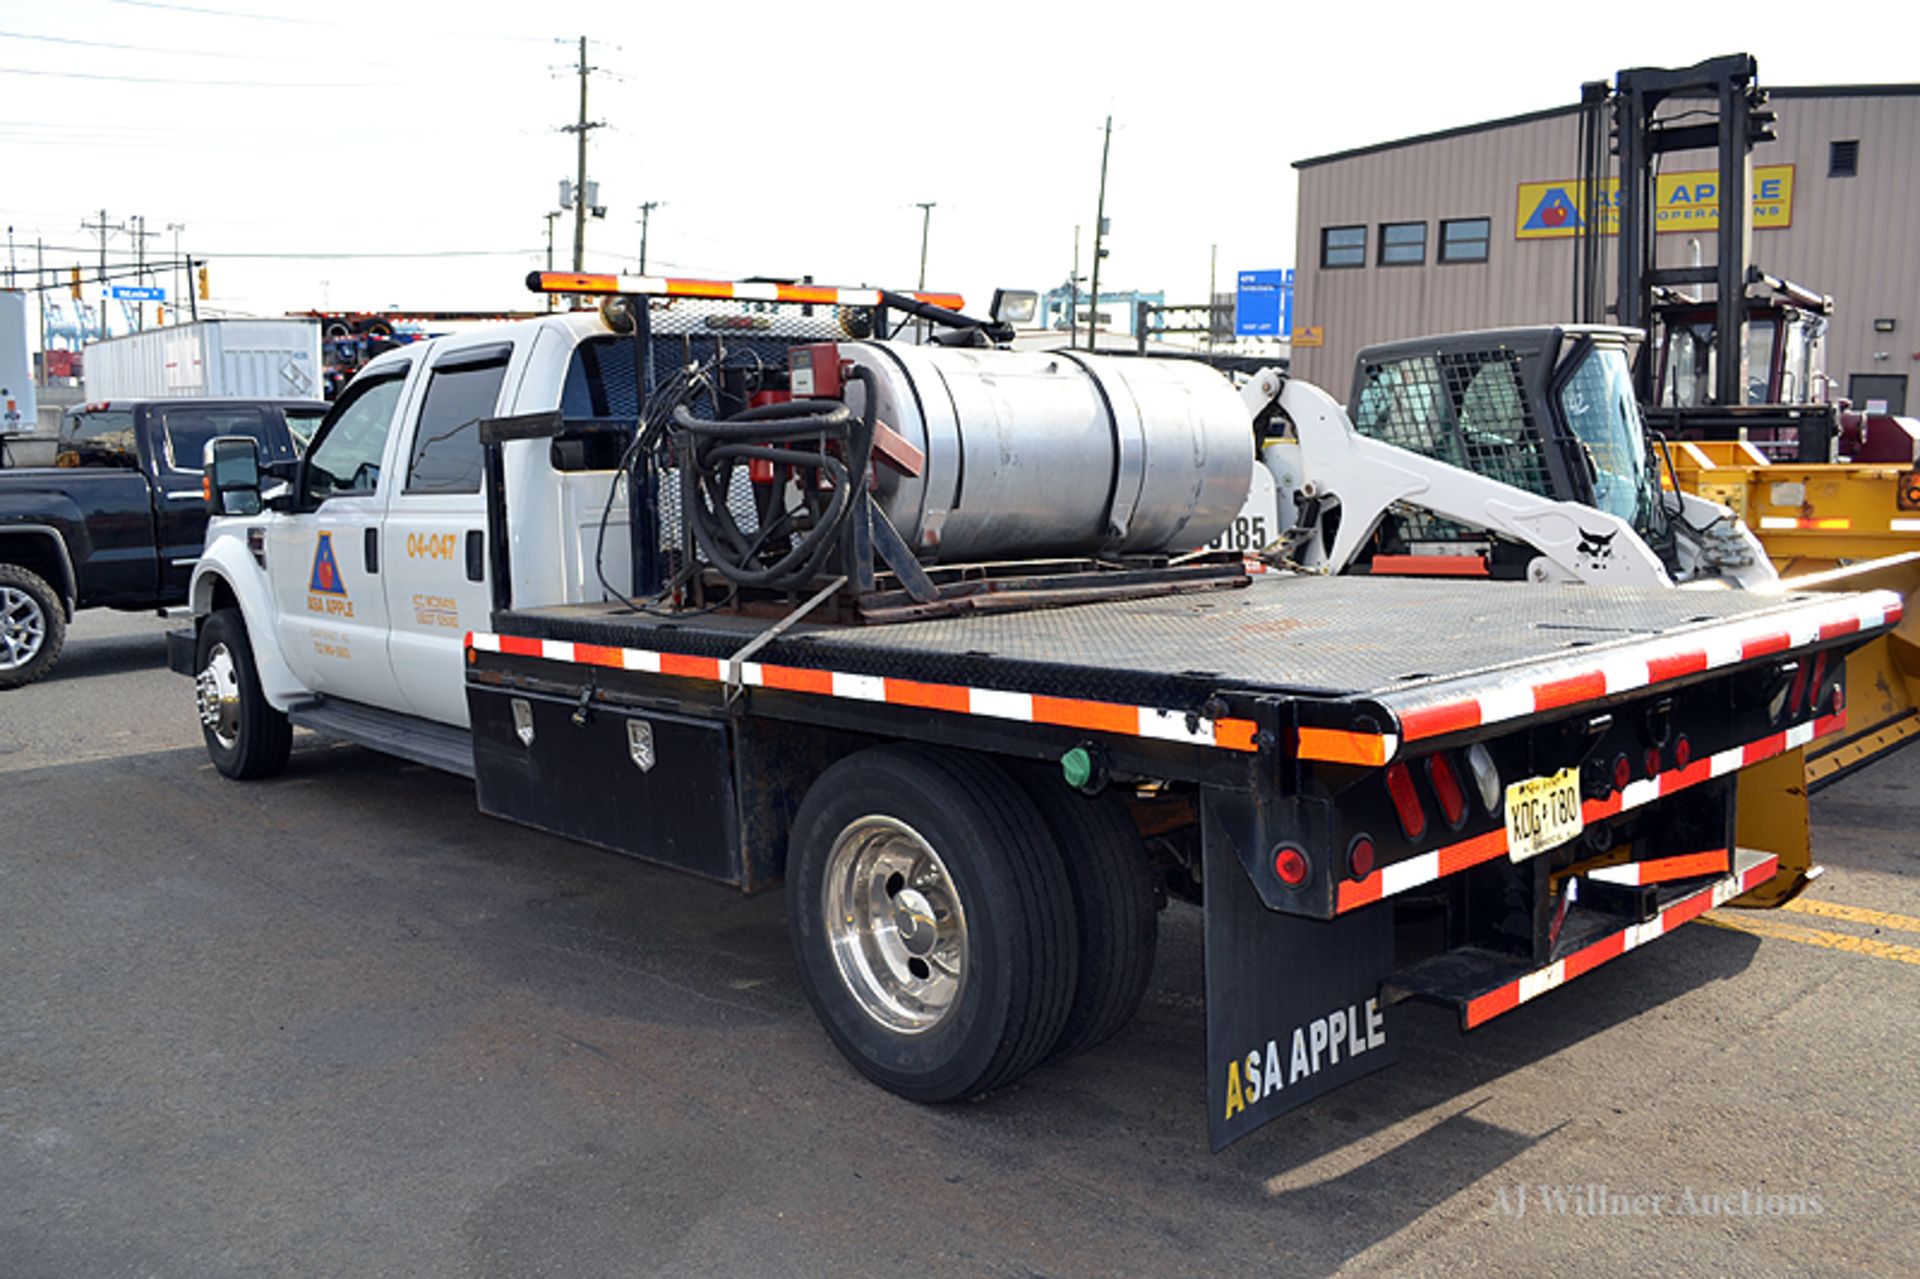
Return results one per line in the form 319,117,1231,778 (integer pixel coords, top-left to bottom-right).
2,0,1913,339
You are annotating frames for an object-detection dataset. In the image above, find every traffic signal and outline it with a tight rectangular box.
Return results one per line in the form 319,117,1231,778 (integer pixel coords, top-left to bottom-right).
197,265,210,301
69,266,81,299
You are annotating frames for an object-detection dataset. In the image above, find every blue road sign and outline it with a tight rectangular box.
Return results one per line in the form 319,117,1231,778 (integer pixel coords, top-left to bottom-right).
110,285,166,301
1235,269,1292,337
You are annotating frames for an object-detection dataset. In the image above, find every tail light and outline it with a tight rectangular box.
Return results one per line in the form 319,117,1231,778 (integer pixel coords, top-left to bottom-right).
1611,753,1632,792
1644,745,1662,777
1673,734,1692,769
1347,835,1376,882
1809,650,1830,713
1425,753,1467,829
1273,844,1310,888
1385,762,1427,841
1787,660,1811,718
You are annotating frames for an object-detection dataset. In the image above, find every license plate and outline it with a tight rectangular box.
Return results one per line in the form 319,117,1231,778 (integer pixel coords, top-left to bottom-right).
1505,767,1584,862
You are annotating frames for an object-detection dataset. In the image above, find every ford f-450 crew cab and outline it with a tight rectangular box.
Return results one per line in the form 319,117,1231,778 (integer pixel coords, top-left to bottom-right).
170,274,1901,1148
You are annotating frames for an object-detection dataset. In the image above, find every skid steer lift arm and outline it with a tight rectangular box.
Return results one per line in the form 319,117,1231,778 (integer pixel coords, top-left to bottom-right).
1268,378,1675,587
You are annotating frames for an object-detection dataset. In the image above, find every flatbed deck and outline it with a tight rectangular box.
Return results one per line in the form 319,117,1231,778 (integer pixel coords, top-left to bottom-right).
495,575,1856,716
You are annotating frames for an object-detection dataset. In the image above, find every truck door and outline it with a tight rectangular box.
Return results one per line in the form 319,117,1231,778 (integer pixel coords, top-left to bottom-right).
266,363,414,709
152,403,297,598
379,341,513,727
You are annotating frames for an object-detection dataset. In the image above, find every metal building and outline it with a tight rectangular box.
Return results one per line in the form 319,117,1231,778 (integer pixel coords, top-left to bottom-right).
1289,84,1920,416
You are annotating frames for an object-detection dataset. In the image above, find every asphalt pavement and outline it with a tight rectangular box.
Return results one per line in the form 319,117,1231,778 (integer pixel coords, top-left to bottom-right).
3,610,1917,1277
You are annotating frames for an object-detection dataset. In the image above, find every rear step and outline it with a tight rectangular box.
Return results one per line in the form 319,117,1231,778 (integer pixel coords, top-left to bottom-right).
1385,849,1779,1029
288,698,476,779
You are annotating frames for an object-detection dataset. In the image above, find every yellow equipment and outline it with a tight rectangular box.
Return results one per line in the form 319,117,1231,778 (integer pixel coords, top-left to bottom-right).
1666,440,1920,789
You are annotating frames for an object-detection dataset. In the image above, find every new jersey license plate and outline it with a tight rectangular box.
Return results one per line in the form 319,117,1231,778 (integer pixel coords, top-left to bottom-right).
1505,767,1584,861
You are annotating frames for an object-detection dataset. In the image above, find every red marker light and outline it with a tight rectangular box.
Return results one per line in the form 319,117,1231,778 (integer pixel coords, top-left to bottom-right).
1673,734,1692,770
1385,762,1427,841
1426,753,1467,828
1347,835,1376,882
1612,753,1632,792
1644,746,1662,777
1273,845,1310,887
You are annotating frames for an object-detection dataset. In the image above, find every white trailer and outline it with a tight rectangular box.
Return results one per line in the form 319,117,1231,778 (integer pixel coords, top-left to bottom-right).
83,319,323,403
0,290,35,435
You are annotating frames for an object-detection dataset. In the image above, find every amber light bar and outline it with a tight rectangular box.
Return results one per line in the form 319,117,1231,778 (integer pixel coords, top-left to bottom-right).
526,271,964,311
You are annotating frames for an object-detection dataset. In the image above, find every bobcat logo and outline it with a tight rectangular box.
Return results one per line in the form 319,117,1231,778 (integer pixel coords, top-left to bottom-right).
1576,528,1617,562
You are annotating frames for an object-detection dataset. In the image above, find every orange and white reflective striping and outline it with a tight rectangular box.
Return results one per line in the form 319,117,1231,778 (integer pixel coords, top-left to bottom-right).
1365,590,1902,756
1585,848,1731,886
467,631,1260,754
1332,710,1843,914
1463,853,1778,1028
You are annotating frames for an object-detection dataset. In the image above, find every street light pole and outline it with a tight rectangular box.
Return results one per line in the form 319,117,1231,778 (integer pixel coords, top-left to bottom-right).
637,201,661,274
166,222,185,325
914,201,936,342
1087,115,1112,351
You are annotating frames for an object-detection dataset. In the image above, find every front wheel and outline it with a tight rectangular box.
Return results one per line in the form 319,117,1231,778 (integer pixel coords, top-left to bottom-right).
0,563,66,690
786,744,1079,1103
196,609,292,779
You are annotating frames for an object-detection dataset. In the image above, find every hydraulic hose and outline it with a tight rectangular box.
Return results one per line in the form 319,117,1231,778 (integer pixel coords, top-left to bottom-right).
671,366,879,591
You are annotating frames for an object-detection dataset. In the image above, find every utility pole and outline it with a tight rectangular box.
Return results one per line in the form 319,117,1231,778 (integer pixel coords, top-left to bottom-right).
81,209,117,338
1070,225,1080,348
543,210,561,311
637,201,661,273
5,225,13,287
131,214,158,330
35,238,46,384
1208,243,1217,353
166,222,185,325
561,35,605,273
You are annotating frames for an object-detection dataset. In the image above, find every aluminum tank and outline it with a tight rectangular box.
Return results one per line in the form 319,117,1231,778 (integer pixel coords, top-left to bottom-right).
842,343,1251,562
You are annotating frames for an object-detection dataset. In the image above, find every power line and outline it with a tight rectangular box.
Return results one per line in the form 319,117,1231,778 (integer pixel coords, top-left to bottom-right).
0,65,394,88
103,0,323,23
0,29,302,60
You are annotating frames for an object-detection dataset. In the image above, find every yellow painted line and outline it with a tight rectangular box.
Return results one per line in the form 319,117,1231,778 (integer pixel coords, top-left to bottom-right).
1702,912,1920,967
1781,898,1920,935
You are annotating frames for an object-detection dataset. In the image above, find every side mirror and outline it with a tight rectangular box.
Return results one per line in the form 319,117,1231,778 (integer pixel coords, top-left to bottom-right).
202,435,263,516
990,288,1039,327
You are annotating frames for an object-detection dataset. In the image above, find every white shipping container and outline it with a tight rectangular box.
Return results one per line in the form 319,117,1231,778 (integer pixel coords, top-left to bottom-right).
84,318,322,402
0,290,35,434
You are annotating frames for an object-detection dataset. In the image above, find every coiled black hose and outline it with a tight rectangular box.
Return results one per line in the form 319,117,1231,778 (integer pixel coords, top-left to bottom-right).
671,365,878,590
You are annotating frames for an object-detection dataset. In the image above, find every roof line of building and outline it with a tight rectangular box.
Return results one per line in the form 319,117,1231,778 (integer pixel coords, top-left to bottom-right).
1292,82,1920,170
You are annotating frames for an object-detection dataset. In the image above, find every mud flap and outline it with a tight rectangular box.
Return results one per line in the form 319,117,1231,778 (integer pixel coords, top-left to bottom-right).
1204,833,1398,1150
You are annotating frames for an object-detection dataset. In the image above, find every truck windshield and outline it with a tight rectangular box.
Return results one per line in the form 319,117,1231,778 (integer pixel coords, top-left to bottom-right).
1558,346,1653,528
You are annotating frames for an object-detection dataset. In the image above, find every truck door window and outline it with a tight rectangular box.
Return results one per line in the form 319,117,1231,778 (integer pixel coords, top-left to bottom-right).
303,374,408,504
57,409,136,468
159,406,267,473
405,351,511,495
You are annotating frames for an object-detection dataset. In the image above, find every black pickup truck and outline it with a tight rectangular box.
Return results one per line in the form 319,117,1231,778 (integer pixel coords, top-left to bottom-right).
0,397,322,688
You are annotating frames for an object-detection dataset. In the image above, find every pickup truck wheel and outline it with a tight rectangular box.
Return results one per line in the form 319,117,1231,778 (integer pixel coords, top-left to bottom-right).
196,609,291,780
1013,766,1160,1061
0,563,65,690
787,744,1078,1103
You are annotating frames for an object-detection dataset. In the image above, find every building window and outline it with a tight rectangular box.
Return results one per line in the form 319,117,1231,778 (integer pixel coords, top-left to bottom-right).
1439,217,1491,263
1378,222,1427,266
1829,139,1859,177
1321,225,1366,269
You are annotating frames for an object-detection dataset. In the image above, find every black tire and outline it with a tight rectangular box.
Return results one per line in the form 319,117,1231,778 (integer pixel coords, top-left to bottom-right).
786,744,1078,1103
0,563,66,690
195,609,292,780
1013,765,1160,1060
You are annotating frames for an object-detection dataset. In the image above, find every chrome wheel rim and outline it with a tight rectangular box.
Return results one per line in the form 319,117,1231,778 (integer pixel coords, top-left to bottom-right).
822,816,968,1034
0,585,46,672
196,642,242,749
